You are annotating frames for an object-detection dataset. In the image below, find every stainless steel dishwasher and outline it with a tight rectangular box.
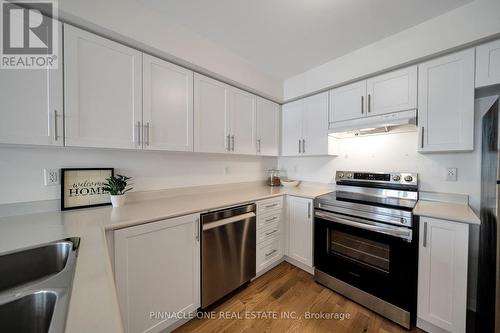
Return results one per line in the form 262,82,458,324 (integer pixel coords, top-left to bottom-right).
201,203,256,308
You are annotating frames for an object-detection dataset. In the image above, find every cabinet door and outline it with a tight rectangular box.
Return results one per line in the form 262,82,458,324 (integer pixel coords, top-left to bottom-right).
194,74,230,153
418,49,474,152
302,92,329,156
229,87,257,155
287,196,313,267
476,39,500,88
256,98,279,156
64,24,142,149
0,19,63,146
281,100,303,156
366,66,417,116
329,81,366,123
114,214,200,333
417,217,468,333
143,54,193,152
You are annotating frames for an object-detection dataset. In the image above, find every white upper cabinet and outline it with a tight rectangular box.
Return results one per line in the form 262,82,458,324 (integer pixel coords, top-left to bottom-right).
229,87,257,154
256,98,280,156
0,18,63,146
143,54,193,152
476,39,500,88
281,100,303,156
194,73,261,155
64,24,142,149
282,92,332,156
287,196,313,268
194,73,230,153
329,81,366,123
114,214,200,333
302,92,330,156
417,217,469,333
418,49,475,152
366,66,417,116
329,66,417,126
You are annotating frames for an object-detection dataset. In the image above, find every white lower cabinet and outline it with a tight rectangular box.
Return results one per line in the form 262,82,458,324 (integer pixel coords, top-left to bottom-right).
286,196,313,268
114,214,200,333
417,217,469,333
256,197,284,274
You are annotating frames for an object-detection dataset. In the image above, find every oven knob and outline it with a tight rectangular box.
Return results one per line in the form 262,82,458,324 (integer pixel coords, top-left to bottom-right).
392,175,401,182
346,173,353,179
400,218,406,224
404,176,413,182
337,172,344,178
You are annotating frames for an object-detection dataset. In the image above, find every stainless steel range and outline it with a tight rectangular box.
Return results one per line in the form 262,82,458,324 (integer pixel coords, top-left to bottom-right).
314,171,419,329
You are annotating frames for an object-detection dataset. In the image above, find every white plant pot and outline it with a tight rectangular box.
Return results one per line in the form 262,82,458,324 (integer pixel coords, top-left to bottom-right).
110,194,127,207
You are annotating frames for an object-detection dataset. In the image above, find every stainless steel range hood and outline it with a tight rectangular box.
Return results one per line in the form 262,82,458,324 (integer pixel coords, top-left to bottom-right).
328,110,417,138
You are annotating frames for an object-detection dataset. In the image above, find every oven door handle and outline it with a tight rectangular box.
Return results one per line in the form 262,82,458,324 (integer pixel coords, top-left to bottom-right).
315,210,412,241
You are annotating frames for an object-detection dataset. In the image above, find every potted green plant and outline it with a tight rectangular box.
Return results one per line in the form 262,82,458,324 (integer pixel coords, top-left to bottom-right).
103,174,133,207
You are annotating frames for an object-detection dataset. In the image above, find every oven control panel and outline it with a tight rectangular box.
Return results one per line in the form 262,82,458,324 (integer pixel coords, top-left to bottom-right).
336,171,418,186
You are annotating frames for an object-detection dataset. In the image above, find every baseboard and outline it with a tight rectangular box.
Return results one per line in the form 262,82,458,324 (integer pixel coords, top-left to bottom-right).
417,318,450,333
284,256,314,275
254,257,286,279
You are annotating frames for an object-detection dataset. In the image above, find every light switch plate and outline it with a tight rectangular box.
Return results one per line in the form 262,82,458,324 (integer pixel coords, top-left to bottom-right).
44,168,60,186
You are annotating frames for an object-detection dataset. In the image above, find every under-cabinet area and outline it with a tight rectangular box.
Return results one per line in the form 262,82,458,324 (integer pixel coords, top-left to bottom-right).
1,2,499,333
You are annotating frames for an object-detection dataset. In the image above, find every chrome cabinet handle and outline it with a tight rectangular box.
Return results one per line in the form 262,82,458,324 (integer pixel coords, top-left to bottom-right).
265,249,277,257
302,139,306,154
231,135,235,151
137,121,141,146
361,96,364,114
265,229,278,236
54,110,58,141
265,216,278,222
145,122,150,146
423,222,427,247
368,94,371,113
308,202,311,218
226,134,230,151
298,140,301,154
257,139,261,153
421,127,425,148
265,203,278,209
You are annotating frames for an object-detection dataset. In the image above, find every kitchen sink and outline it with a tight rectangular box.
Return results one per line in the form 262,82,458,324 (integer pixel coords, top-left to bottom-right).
0,241,73,292
0,291,57,333
0,238,80,333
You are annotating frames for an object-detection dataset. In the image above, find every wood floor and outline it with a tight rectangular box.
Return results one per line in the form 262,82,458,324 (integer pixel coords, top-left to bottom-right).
175,262,423,333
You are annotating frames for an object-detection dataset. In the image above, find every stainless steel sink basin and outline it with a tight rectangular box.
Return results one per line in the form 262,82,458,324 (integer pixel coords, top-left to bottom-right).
0,291,57,333
0,241,72,292
0,238,80,333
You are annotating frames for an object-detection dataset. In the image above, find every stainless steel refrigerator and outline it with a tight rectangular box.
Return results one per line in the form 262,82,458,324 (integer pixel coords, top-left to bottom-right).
477,96,500,333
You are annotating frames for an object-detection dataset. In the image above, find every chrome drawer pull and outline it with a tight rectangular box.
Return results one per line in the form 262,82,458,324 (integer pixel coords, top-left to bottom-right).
265,203,278,209
265,229,278,236
265,249,277,257
265,216,278,222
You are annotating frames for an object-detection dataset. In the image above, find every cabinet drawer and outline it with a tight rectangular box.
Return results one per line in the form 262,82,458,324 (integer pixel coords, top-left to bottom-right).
257,197,283,215
257,211,281,230
257,220,280,244
257,237,282,272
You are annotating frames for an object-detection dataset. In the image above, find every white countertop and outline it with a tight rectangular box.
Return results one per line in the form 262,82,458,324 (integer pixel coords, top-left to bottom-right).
413,200,480,225
0,182,332,333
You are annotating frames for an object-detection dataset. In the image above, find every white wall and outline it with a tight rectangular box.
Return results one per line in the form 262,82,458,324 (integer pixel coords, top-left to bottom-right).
0,147,276,205
284,0,500,100
57,0,283,101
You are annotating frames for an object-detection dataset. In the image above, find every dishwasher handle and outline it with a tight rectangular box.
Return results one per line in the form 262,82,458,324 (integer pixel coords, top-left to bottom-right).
202,212,256,231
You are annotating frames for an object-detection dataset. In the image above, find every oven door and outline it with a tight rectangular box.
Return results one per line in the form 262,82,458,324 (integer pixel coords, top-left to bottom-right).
314,209,418,315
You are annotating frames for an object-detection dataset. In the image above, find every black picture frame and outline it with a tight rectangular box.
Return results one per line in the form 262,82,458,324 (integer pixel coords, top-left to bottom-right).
61,168,114,211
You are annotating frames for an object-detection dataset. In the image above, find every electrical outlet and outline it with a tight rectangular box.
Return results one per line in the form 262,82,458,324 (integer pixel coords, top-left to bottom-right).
44,168,60,186
446,167,457,181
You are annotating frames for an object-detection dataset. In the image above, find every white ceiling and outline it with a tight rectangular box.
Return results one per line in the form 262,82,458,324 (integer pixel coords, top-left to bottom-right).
138,0,473,80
